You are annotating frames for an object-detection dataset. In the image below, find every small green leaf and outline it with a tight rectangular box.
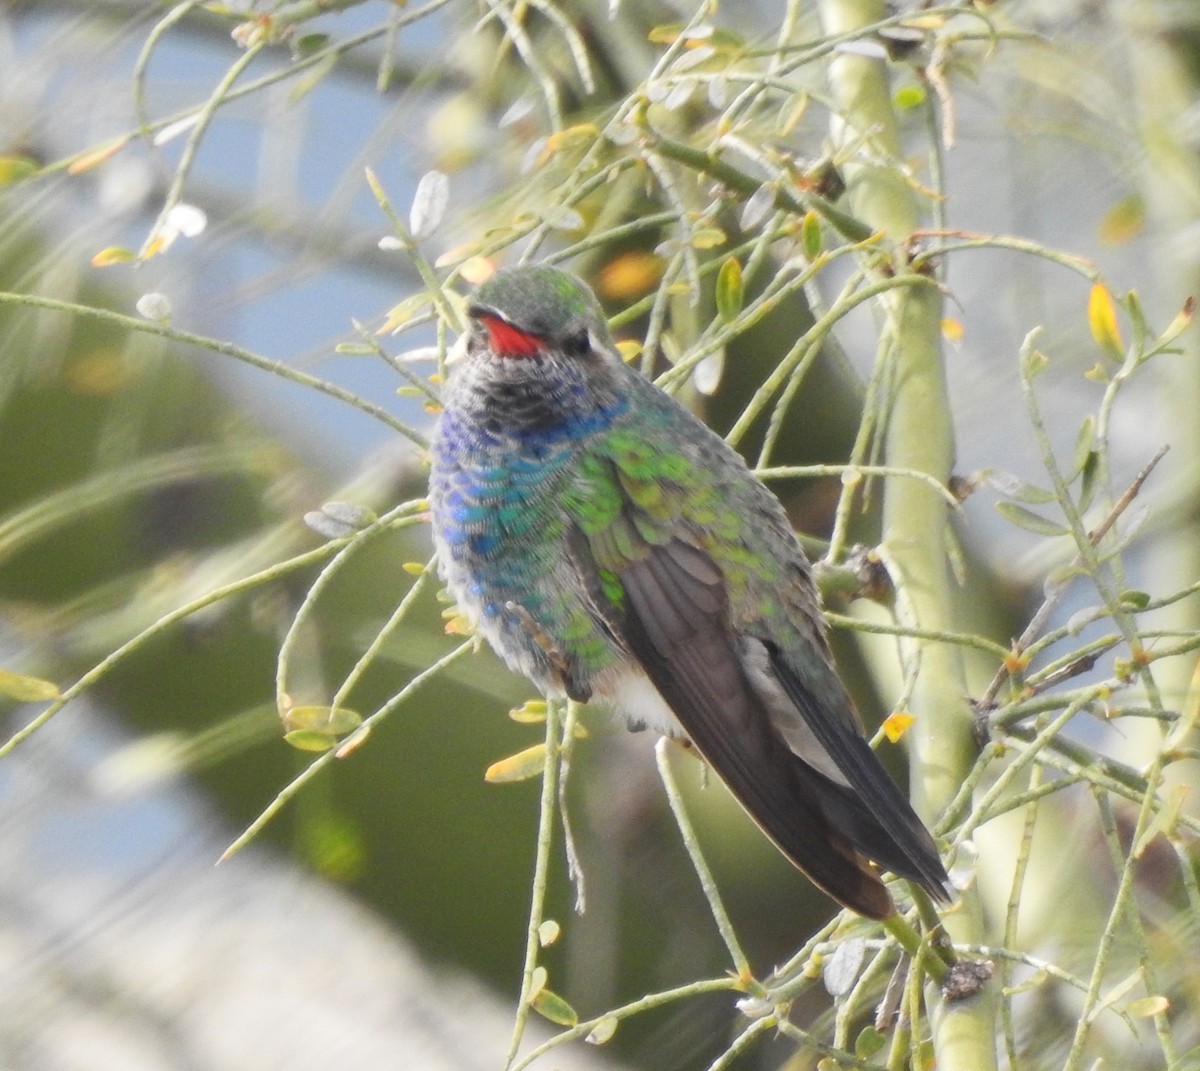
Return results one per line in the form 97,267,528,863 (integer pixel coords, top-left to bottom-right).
282,706,363,751
1070,416,1096,477
995,478,1057,505
1118,590,1151,610
1154,296,1195,352
715,256,744,323
1021,344,1049,380
1127,995,1170,1018
855,1025,887,1058
0,668,61,702
586,1016,619,1045
537,919,561,946
284,729,338,752
1078,450,1100,513
530,986,579,1026
995,501,1069,537
690,226,727,249
485,743,547,783
335,342,377,355
801,210,823,260
286,705,362,733
509,699,548,723
294,32,330,58
894,84,926,109
91,246,137,268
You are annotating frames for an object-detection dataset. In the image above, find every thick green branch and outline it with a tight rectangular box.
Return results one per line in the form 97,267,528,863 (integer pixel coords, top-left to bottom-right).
819,0,996,1066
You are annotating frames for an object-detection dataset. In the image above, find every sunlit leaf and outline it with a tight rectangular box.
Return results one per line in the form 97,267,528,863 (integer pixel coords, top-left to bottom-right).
596,251,664,300
91,246,137,268
801,210,823,260
715,256,743,323
284,730,338,752
1088,283,1125,360
1127,995,1170,1018
537,919,561,946
544,123,600,154
615,339,643,363
282,705,363,736
530,986,578,1026
484,743,547,783
882,711,916,743
648,23,742,51
690,227,727,249
0,668,61,702
509,699,548,723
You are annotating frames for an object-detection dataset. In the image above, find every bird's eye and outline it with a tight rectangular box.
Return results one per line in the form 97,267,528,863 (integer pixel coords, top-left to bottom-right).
562,330,591,358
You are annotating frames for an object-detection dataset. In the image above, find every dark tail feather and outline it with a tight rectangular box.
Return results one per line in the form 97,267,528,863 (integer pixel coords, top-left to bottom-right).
626,609,900,917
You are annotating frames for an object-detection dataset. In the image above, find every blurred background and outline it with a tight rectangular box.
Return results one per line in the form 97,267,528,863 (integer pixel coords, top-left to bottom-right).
1,1,1198,1069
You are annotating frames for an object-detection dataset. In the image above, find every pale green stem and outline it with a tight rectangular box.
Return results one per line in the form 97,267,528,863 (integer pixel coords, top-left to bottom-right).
654,739,753,983
505,697,569,1069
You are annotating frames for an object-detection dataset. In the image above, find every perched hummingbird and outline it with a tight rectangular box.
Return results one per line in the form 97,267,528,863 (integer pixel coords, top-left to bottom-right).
429,265,949,919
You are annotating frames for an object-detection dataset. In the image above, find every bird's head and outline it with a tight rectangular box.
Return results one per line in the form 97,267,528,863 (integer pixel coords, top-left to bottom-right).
467,265,614,364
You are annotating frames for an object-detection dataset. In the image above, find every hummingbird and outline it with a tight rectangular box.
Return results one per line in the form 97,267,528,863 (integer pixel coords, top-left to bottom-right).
428,264,949,919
